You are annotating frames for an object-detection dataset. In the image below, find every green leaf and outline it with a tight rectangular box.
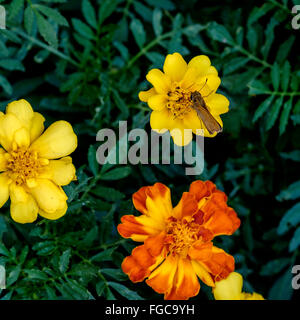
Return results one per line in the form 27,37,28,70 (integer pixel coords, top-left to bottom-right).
107,282,143,300
98,0,118,26
90,248,114,262
36,12,58,48
8,0,24,20
0,75,12,95
96,281,106,296
82,0,97,29
223,57,249,75
0,243,10,257
268,268,294,300
59,249,72,274
281,61,291,92
112,90,129,118
276,36,295,64
24,269,49,280
280,150,300,162
247,3,273,25
279,97,293,135
0,59,25,71
289,227,300,252
101,167,131,181
130,18,146,48
266,96,284,131
260,258,291,276
253,95,275,123
91,186,124,202
101,268,128,281
71,18,94,40
248,79,269,95
34,4,68,26
19,246,29,265
152,8,163,37
24,6,34,34
276,180,300,201
261,17,279,60
243,217,254,252
88,145,99,176
145,0,175,10
271,62,280,91
79,226,98,247
208,22,234,45
6,265,21,286
278,202,300,235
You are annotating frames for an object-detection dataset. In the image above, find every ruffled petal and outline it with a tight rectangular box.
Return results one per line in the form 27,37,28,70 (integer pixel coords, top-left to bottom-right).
165,258,200,300
0,173,10,208
122,233,165,282
45,157,76,186
9,183,38,223
30,179,68,215
163,53,187,82
213,272,243,300
148,94,168,111
191,259,215,287
30,120,77,159
150,108,172,133
172,192,198,219
132,183,173,229
146,69,171,94
138,88,157,102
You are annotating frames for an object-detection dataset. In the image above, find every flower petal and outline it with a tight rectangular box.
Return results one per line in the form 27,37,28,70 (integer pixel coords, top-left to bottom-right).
0,113,23,151
170,127,193,146
187,55,213,78
148,94,168,111
0,173,10,208
163,52,187,82
206,93,230,116
194,74,221,98
150,108,172,133
9,183,38,224
191,259,215,287
6,99,34,129
182,109,202,132
0,148,8,171
38,201,68,220
13,127,30,148
30,120,77,159
172,192,198,219
138,88,157,102
213,272,243,300
122,233,165,283
30,178,68,215
146,69,171,94
45,157,76,186
165,258,200,300
30,112,45,143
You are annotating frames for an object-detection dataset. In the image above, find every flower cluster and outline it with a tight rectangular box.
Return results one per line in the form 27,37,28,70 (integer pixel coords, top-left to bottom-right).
118,180,241,300
0,99,77,223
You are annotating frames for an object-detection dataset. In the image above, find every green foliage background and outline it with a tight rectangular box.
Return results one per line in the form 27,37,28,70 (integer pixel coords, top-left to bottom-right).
0,0,299,300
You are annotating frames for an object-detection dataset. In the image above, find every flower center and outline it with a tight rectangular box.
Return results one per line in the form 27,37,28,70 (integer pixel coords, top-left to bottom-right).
167,83,192,119
5,147,47,185
165,216,200,257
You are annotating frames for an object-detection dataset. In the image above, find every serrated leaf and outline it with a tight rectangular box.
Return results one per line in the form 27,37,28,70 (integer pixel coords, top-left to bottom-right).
36,12,58,48
107,281,143,300
34,4,68,26
208,22,234,44
253,95,275,122
24,6,34,34
130,18,146,48
8,0,24,20
72,18,94,40
59,249,71,274
266,96,284,131
278,202,300,235
82,0,97,29
90,248,114,262
279,97,293,135
101,167,131,180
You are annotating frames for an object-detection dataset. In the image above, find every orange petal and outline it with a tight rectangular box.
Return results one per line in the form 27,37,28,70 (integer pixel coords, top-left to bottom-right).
165,258,200,300
172,192,198,219
189,180,221,202
122,233,165,283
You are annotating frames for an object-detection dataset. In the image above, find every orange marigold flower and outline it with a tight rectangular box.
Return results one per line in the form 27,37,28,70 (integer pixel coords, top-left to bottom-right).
117,180,241,300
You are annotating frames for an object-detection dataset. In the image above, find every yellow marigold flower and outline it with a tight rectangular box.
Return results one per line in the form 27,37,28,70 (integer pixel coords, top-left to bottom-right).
0,99,77,224
118,180,241,300
213,272,265,300
139,52,229,146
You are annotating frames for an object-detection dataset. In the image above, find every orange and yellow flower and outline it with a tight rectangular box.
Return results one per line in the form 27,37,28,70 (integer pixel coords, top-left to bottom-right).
0,99,77,224
139,52,229,146
213,272,265,300
117,180,241,300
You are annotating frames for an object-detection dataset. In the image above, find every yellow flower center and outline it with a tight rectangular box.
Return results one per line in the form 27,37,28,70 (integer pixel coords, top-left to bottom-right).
165,216,200,257
5,147,48,185
167,83,192,119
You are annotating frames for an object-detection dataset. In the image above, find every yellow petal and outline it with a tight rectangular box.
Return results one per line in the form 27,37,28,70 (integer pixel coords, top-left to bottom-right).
47,157,76,186
6,99,34,128
191,259,215,287
30,179,68,214
180,67,199,90
188,55,212,78
138,88,157,102
0,148,8,171
183,109,202,131
30,121,77,159
163,52,187,82
150,108,172,133
146,69,171,94
148,94,168,111
194,74,221,98
0,173,10,208
30,112,45,143
13,127,30,148
242,292,265,300
170,126,193,146
213,272,243,300
9,183,38,224
39,201,68,220
206,93,230,116
0,113,23,151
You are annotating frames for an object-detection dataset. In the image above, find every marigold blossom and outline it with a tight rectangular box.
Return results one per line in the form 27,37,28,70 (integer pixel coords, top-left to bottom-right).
117,180,241,300
0,99,77,223
139,52,230,146
213,272,265,300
